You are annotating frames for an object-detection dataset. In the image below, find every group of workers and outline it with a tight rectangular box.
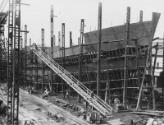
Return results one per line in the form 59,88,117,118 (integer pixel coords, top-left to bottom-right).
27,85,51,98
26,83,129,123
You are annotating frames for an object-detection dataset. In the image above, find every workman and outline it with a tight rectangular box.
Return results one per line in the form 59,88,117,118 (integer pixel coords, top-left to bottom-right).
43,87,49,98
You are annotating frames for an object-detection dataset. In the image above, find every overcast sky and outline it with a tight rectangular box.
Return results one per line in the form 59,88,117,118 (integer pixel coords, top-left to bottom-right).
1,0,164,47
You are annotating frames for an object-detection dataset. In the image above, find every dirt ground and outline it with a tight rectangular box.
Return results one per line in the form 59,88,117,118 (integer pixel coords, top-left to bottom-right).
1,83,164,125
0,83,89,125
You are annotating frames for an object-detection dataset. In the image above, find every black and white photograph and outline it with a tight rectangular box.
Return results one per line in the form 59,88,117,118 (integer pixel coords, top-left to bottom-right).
0,0,164,124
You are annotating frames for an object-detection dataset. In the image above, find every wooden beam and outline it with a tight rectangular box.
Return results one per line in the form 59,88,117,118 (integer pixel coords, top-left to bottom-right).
152,43,158,110
62,23,65,67
123,6,130,107
136,45,151,111
78,19,84,81
41,28,45,91
97,2,102,96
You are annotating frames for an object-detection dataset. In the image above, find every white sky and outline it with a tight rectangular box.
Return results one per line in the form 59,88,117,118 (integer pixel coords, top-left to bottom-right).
1,0,164,47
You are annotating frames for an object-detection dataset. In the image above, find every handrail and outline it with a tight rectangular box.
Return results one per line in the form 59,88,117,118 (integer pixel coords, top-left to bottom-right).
31,44,113,116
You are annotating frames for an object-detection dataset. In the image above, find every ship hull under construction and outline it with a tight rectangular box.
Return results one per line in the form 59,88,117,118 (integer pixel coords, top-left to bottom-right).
24,12,160,109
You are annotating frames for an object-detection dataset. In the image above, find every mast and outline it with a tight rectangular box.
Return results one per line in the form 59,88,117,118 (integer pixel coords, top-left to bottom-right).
97,2,102,96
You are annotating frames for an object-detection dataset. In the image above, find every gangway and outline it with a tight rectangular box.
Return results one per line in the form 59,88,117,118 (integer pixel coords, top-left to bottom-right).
31,44,113,116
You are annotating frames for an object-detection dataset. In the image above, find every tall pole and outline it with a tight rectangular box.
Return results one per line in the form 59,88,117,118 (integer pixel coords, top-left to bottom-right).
41,29,45,49
29,38,31,47
152,43,158,84
41,28,45,91
78,19,84,82
163,34,164,71
7,0,14,123
163,33,164,105
58,31,61,48
62,23,65,67
29,38,33,86
20,37,23,50
50,5,54,48
139,10,143,22
24,25,27,84
50,5,54,86
70,31,72,47
61,23,65,96
13,0,21,124
151,43,158,110
57,31,60,93
24,25,27,48
97,2,102,96
162,33,164,104
123,7,130,107
53,34,56,48
78,19,84,101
